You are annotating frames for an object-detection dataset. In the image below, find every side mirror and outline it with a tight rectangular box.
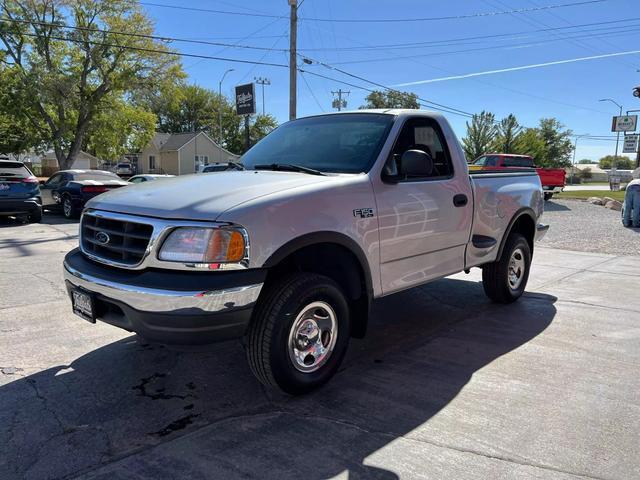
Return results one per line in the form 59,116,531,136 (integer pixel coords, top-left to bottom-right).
400,149,433,178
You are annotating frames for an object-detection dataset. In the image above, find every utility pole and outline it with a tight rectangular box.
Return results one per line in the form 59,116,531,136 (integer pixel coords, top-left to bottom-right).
331,89,350,111
288,0,297,120
599,98,623,169
218,68,234,145
254,77,271,115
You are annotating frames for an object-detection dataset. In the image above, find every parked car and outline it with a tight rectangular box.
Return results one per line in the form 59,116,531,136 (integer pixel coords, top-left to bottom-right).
0,159,42,223
469,154,566,200
128,174,175,184
41,170,128,218
115,163,134,177
199,162,244,173
63,110,548,394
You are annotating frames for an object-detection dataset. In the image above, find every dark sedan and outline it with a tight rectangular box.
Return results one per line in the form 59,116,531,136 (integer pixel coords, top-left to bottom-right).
41,170,128,218
0,159,42,223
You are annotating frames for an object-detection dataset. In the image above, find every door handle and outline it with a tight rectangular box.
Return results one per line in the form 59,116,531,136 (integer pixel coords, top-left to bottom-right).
453,194,468,207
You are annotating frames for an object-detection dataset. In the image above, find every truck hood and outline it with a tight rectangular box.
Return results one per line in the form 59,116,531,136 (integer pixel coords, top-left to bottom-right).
85,170,335,221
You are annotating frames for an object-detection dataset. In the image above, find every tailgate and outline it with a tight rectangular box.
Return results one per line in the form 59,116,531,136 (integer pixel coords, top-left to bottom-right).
0,175,39,199
536,168,565,186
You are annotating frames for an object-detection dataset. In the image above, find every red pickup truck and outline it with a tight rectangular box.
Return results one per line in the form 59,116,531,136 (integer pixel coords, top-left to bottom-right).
469,154,566,201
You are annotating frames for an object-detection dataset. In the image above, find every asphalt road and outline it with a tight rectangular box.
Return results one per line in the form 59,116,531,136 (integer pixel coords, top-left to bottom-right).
1,214,639,480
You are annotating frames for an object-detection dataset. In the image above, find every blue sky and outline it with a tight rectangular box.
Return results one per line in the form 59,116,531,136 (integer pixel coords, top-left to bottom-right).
145,0,640,161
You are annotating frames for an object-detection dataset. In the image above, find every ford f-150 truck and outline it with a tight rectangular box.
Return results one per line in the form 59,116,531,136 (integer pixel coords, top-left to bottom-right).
63,110,548,394
469,153,566,201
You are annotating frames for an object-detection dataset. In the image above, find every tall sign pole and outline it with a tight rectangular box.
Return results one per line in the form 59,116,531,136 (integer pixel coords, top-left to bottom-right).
254,77,271,115
288,0,297,120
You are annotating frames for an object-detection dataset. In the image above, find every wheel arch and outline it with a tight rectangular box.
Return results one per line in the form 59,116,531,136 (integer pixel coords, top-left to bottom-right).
263,232,373,338
496,208,537,259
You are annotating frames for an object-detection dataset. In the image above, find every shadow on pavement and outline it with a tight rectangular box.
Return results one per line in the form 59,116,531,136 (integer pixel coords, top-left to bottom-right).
0,278,557,479
0,214,78,228
543,200,571,212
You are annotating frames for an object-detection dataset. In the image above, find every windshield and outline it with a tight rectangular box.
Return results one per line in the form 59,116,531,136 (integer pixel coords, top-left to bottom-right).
240,113,395,174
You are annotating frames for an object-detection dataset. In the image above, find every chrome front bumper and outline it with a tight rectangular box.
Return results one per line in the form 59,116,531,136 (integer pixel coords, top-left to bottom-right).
63,260,263,314
63,248,265,344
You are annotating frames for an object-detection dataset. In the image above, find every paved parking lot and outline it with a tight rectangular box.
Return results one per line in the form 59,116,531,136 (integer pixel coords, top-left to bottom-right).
1,215,639,479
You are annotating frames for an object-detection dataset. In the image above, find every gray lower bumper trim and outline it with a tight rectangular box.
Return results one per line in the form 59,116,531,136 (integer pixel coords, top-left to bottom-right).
63,261,263,314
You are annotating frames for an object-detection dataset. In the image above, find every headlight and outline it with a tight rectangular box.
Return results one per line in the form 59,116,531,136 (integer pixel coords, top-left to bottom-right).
158,227,247,265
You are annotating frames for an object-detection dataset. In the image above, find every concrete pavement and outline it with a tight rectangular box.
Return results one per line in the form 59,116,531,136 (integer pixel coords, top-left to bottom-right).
0,217,639,479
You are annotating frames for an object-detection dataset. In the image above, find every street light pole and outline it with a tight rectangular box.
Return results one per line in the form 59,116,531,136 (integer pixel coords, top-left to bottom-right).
218,68,234,145
570,134,590,185
599,98,623,170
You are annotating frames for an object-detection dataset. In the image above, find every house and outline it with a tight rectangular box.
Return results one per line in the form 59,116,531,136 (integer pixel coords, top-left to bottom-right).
35,151,101,176
137,132,239,175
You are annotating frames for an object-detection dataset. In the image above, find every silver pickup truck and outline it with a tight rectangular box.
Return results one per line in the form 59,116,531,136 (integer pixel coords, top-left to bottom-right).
64,110,548,394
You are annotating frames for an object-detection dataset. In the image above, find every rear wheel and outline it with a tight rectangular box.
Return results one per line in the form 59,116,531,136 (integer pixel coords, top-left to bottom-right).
246,273,350,395
482,233,531,304
62,196,78,219
544,192,553,201
27,208,42,223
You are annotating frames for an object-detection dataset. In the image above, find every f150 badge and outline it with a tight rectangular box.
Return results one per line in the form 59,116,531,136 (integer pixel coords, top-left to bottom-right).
353,208,374,218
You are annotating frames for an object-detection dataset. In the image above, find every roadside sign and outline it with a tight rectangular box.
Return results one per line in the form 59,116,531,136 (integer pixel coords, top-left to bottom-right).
623,134,639,153
235,83,255,115
611,115,637,132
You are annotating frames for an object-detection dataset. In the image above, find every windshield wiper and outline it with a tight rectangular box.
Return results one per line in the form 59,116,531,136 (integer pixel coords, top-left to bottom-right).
254,163,326,176
228,162,245,170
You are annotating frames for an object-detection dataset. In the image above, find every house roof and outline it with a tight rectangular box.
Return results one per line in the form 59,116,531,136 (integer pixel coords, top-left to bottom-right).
149,131,239,158
159,132,200,152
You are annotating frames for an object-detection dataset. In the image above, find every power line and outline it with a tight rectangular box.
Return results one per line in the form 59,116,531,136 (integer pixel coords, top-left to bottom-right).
299,71,325,112
0,17,288,53
296,17,640,51
326,25,640,65
139,0,607,23
1,29,290,68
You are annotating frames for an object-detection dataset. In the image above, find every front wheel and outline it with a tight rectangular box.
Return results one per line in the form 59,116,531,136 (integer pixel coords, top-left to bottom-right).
482,233,531,304
245,273,350,395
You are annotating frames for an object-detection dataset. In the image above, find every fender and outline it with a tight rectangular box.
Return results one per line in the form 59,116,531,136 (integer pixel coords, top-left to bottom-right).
496,207,537,259
263,231,374,301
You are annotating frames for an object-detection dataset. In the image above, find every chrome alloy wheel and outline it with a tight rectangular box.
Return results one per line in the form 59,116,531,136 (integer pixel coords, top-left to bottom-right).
287,301,338,373
63,198,72,218
508,247,525,290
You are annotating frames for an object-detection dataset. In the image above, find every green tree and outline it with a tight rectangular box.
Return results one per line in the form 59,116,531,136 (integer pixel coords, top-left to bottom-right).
0,64,44,155
0,0,181,169
536,118,574,167
85,95,156,162
462,111,496,161
579,167,592,180
492,114,521,153
598,155,633,169
514,128,546,162
225,114,278,155
160,84,217,133
360,90,419,109
578,158,595,164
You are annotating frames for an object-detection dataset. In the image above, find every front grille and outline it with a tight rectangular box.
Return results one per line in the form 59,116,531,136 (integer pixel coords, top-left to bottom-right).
81,214,153,266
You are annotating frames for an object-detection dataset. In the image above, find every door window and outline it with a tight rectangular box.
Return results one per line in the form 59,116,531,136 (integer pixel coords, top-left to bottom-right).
45,173,64,187
502,156,533,168
389,118,454,180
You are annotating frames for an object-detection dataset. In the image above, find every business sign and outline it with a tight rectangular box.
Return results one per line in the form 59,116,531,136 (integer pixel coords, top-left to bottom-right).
235,83,255,115
623,134,639,153
611,115,637,132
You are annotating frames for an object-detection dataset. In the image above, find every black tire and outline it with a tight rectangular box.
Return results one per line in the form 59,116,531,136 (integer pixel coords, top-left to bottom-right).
27,208,42,223
246,272,350,395
62,196,78,219
544,192,553,201
482,233,531,304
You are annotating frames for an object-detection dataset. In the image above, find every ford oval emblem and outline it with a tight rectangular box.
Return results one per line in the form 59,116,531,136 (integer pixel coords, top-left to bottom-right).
95,231,110,245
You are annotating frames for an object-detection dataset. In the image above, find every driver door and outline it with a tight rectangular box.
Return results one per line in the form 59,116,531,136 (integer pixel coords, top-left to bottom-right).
373,116,473,295
40,173,67,208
